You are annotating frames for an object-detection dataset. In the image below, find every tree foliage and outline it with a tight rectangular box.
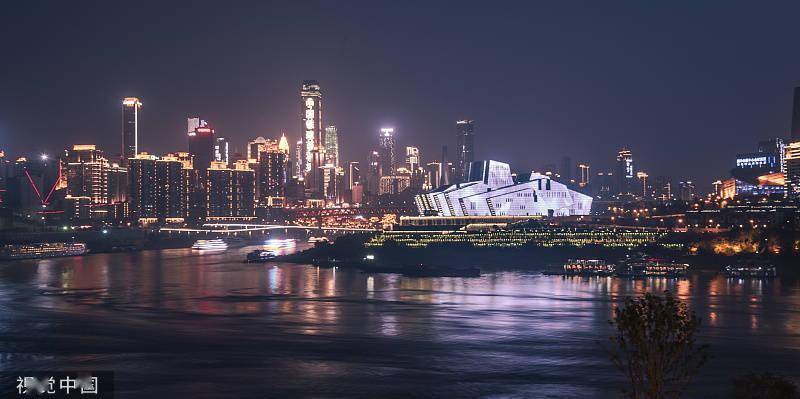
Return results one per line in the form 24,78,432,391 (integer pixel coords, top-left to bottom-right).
606,291,709,399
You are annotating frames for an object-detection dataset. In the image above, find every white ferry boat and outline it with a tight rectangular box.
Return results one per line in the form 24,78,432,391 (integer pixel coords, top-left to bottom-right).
0,242,88,260
191,239,229,251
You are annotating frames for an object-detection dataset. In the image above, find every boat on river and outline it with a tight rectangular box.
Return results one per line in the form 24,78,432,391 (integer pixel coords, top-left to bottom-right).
245,250,277,263
619,257,689,278
545,259,615,276
724,261,777,278
0,242,88,260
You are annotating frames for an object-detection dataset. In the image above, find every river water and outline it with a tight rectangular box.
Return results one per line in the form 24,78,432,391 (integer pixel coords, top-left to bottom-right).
0,245,798,398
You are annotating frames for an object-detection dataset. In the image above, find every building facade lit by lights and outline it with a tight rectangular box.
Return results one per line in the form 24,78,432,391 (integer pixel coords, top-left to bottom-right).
294,140,303,179
278,133,290,155
64,145,109,205
366,150,381,200
324,126,339,168
121,97,142,166
256,146,286,207
455,119,475,183
206,161,255,219
416,160,592,217
301,80,323,176
722,139,787,198
127,153,158,221
378,128,395,176
785,141,800,199
615,148,634,195
379,174,411,195
187,117,207,136
214,137,229,166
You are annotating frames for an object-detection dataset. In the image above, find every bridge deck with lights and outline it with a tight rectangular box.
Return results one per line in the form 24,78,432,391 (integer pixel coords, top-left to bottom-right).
159,223,376,234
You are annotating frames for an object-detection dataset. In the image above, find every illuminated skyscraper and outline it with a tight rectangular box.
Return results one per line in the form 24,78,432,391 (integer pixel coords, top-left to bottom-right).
187,117,207,136
301,80,323,176
455,119,474,183
378,128,395,176
127,154,158,221
324,125,339,167
366,150,381,200
206,161,255,218
405,146,420,171
214,137,229,166
294,140,303,179
188,126,215,171
247,137,277,164
785,141,800,199
257,147,286,206
121,97,142,166
278,133,290,155
615,148,634,195
155,155,186,221
64,145,108,205
348,161,361,191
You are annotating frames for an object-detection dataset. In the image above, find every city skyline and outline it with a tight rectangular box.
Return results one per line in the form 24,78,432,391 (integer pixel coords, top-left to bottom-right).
5,2,800,187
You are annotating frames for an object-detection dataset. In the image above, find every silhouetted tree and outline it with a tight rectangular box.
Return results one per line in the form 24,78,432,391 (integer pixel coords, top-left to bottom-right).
733,373,799,399
606,291,709,399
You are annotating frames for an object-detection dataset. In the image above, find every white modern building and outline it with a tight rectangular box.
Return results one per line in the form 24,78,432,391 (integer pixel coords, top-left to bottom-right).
415,160,592,217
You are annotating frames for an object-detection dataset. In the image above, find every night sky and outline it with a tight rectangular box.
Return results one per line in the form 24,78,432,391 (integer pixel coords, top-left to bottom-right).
3,1,800,188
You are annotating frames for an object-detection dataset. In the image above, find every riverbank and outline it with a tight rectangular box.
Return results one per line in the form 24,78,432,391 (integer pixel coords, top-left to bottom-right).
277,234,799,276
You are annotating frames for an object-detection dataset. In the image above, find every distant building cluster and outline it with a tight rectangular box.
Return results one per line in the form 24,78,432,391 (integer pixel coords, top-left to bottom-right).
2,83,800,230
0,81,481,227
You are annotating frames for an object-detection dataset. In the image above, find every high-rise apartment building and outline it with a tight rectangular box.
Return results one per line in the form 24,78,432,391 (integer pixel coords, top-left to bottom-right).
127,154,158,221
121,97,142,166
206,161,255,218
155,155,186,221
455,119,474,183
64,145,108,205
785,141,800,199
257,147,286,206
188,126,215,171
